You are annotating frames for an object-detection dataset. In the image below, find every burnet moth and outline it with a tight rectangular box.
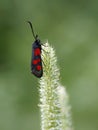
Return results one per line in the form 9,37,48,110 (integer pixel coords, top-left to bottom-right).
27,21,43,78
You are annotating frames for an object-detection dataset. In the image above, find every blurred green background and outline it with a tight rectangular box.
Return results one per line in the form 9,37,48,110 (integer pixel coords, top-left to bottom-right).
0,0,98,130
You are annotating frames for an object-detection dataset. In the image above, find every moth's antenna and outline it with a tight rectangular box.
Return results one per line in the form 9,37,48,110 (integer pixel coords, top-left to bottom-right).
27,21,38,40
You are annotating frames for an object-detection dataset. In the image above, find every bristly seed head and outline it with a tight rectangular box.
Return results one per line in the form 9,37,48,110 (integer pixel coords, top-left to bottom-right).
39,42,73,130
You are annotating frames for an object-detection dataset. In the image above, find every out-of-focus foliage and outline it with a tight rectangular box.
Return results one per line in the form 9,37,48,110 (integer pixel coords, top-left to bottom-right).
0,0,98,130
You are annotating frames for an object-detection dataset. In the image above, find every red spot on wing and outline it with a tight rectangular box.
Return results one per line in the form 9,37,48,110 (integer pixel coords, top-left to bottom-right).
32,58,41,65
36,65,41,71
32,60,38,64
34,48,41,56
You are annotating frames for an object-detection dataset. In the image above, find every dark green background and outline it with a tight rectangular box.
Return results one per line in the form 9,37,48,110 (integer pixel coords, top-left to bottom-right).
0,0,98,130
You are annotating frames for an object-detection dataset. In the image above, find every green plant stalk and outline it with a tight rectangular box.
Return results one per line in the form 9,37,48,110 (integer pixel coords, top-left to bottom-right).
39,42,73,130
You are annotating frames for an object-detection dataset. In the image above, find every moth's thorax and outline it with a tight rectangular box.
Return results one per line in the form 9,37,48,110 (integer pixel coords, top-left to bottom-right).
33,39,41,49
